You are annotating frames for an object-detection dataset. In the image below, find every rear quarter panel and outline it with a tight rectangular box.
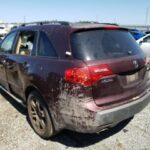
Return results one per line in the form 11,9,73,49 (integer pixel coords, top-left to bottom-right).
20,56,94,131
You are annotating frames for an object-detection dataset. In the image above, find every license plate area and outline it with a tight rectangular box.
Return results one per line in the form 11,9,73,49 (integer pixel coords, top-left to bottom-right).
126,73,139,83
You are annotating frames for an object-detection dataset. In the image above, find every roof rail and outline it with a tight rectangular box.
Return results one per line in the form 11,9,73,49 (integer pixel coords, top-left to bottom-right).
73,22,119,26
100,23,119,26
75,21,100,24
21,21,70,27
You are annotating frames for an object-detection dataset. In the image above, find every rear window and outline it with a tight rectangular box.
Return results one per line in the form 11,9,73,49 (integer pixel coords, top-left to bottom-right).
71,30,143,60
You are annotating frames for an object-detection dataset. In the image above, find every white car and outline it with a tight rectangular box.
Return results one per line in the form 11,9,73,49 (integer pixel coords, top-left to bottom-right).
0,26,7,36
137,33,150,57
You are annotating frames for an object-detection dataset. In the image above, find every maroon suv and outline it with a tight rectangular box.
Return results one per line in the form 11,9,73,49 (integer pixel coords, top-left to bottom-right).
0,21,150,139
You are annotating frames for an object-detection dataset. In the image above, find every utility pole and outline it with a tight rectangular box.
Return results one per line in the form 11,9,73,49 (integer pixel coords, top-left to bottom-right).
145,8,149,25
24,16,26,23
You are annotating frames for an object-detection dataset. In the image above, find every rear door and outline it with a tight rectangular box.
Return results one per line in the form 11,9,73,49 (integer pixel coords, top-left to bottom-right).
71,29,147,107
0,31,17,89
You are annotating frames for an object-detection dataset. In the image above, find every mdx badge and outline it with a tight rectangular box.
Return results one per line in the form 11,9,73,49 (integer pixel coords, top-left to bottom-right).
133,60,139,69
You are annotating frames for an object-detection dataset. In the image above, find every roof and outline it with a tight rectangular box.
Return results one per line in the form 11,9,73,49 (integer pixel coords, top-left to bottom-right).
14,21,128,33
9,21,129,59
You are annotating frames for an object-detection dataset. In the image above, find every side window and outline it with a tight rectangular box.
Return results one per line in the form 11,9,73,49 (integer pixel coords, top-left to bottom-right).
16,31,36,56
143,36,150,43
38,32,57,57
0,32,17,53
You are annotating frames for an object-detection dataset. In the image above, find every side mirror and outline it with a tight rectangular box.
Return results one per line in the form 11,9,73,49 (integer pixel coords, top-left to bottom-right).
139,40,143,44
143,39,147,43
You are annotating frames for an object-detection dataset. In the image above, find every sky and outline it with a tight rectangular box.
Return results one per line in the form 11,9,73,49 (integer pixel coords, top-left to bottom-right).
0,0,150,25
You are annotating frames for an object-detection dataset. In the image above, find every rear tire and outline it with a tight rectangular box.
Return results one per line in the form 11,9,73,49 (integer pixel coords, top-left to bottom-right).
27,91,54,139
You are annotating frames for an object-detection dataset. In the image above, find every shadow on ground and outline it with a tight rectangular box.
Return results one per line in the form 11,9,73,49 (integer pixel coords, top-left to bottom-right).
0,89,132,148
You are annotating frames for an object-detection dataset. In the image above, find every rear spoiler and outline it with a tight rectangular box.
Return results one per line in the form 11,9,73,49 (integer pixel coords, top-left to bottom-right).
101,25,128,31
71,26,129,34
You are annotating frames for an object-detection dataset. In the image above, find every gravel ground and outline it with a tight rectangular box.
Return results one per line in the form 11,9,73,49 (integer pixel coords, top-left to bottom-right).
0,90,150,150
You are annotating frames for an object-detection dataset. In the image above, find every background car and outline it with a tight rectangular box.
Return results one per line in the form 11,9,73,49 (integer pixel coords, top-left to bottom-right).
0,26,7,37
145,31,150,35
0,35,3,43
130,29,145,40
137,33,150,58
0,34,5,40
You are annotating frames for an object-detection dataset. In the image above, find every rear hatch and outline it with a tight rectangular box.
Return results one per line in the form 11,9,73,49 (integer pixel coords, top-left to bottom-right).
71,27,149,108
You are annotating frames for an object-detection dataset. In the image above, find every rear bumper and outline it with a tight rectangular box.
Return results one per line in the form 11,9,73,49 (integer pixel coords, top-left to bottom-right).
56,88,150,133
94,91,150,130
83,90,150,133
63,90,150,133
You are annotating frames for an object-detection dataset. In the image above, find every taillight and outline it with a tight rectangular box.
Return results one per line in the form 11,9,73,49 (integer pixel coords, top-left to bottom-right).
65,64,113,86
65,67,91,86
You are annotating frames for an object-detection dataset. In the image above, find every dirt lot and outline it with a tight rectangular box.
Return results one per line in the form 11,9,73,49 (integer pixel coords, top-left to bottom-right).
0,89,150,150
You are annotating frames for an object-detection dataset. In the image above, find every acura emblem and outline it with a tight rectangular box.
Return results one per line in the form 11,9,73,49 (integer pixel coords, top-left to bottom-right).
133,60,139,69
